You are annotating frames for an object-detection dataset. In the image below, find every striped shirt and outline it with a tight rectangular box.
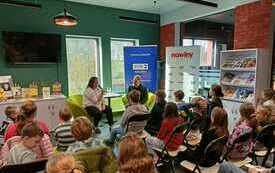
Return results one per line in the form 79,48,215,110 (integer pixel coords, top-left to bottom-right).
54,121,75,152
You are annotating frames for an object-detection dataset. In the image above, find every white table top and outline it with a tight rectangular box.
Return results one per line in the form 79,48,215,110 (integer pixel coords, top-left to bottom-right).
104,93,121,98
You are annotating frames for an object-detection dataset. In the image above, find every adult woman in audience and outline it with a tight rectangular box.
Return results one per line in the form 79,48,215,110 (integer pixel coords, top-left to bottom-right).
145,102,185,153
1,114,53,160
225,103,255,161
118,133,156,173
105,90,148,145
145,90,167,134
66,116,103,153
83,76,113,133
46,153,85,173
208,84,224,114
177,107,229,165
4,100,49,142
127,75,148,105
261,89,275,116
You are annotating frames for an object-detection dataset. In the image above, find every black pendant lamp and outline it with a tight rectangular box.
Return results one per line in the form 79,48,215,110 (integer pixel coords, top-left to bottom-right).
54,9,78,27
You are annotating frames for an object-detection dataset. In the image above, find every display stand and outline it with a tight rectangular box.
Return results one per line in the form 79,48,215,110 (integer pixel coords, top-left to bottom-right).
220,49,272,132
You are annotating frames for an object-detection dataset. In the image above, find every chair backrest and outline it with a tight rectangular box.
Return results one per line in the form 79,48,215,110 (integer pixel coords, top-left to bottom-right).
68,95,83,106
66,100,92,122
222,131,252,161
125,113,151,134
256,123,275,149
0,159,47,173
201,136,228,167
73,146,118,173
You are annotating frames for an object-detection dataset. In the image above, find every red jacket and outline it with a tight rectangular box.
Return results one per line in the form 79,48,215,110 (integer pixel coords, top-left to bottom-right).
157,117,184,151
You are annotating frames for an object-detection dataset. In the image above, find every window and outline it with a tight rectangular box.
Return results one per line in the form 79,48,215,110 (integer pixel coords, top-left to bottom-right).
183,38,215,66
66,35,101,96
111,38,138,93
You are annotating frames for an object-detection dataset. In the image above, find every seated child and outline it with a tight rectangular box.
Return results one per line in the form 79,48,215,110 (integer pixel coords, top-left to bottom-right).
0,106,18,136
145,90,167,135
174,90,185,107
1,114,53,160
66,116,103,153
46,153,85,173
226,103,255,161
105,90,148,145
145,102,185,153
7,122,43,164
54,108,75,152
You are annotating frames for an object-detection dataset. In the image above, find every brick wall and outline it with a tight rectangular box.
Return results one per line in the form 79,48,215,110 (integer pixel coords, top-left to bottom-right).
160,23,175,59
234,0,272,49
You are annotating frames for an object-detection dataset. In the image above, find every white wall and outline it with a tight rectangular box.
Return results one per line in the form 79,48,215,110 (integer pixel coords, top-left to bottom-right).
161,0,259,26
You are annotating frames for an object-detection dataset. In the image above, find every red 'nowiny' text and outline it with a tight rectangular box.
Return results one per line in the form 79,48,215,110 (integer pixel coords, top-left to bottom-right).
171,52,193,59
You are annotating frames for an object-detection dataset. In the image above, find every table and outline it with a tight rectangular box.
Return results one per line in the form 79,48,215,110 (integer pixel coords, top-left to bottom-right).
104,92,121,107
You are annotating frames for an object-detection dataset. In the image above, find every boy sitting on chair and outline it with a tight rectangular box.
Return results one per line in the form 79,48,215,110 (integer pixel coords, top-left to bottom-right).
105,90,148,145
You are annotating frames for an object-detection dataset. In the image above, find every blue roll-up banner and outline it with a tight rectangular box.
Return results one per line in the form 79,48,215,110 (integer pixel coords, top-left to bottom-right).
124,46,158,92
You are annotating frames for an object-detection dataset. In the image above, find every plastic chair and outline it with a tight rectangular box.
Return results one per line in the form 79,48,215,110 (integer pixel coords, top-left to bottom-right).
125,113,151,138
66,96,92,122
122,92,156,111
180,136,228,173
0,159,47,173
73,146,118,173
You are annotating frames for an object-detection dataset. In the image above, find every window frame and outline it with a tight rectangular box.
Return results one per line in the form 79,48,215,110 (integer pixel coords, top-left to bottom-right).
110,38,139,93
182,37,216,67
65,35,103,90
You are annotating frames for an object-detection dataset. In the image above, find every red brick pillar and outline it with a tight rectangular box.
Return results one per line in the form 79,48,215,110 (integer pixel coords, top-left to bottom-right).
160,23,176,89
234,0,272,49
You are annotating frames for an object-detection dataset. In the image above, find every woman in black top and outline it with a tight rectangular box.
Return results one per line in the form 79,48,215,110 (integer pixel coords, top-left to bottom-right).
177,107,229,166
127,75,148,105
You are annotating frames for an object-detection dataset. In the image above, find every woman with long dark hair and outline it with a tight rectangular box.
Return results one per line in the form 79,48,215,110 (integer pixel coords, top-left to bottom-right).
83,77,113,133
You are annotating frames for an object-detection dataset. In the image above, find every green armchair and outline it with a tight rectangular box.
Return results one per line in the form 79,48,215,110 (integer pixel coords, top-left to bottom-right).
122,92,156,111
73,146,118,173
66,95,93,122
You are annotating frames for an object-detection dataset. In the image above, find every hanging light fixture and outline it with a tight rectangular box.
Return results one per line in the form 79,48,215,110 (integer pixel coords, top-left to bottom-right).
54,9,78,27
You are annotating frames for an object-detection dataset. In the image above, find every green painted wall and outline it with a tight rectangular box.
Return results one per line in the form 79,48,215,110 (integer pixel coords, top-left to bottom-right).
0,0,160,96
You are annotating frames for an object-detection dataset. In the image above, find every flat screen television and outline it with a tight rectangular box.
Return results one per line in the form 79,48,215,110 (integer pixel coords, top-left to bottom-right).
3,31,61,64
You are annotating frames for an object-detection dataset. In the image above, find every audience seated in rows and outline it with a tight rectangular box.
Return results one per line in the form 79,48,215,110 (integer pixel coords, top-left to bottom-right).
177,107,229,166
105,89,148,145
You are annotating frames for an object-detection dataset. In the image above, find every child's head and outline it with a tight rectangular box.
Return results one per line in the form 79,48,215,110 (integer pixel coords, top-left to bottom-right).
209,84,224,98
155,90,166,104
211,107,229,137
46,153,84,173
191,97,208,113
20,100,37,121
4,106,18,121
239,103,255,121
164,102,178,118
21,122,43,149
71,116,94,141
262,89,275,102
174,90,185,102
255,105,272,124
119,133,155,173
59,107,72,122
128,89,140,104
